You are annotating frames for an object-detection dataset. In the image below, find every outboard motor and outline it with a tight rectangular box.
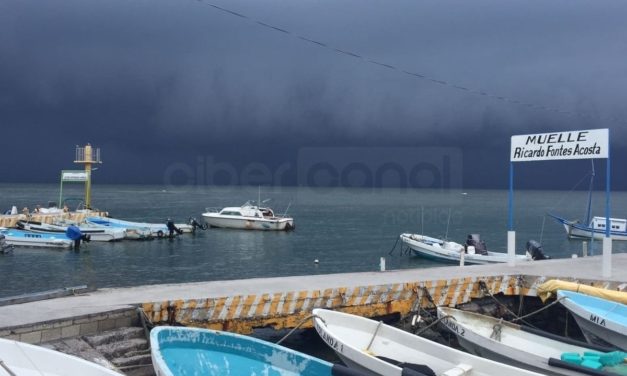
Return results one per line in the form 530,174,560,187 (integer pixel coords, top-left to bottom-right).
66,225,89,250
0,234,13,254
466,234,488,255
166,218,183,238
188,217,208,231
526,240,549,260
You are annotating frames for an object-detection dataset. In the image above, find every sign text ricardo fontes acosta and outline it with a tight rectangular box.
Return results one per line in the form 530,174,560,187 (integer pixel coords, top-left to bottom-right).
510,129,608,162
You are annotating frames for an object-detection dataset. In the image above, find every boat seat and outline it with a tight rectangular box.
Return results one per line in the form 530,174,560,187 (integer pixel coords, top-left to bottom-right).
442,363,472,376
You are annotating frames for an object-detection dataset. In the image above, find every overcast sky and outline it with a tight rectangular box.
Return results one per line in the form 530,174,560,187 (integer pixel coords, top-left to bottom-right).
1,0,626,189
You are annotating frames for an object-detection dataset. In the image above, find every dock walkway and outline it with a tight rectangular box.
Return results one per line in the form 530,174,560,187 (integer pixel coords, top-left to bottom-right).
1,253,625,342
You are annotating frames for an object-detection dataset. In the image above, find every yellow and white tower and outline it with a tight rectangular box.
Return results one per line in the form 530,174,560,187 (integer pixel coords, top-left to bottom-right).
74,144,102,209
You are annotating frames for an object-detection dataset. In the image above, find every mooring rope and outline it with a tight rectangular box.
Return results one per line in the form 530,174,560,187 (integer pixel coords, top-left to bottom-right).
414,314,454,336
275,314,326,345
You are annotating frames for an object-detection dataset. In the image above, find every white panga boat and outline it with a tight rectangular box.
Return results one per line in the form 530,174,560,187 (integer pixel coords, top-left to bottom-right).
548,214,627,241
0,228,74,249
558,290,627,351
437,306,623,376
400,233,548,264
86,217,192,238
17,220,126,242
202,201,294,231
312,308,542,376
150,326,362,376
0,337,123,375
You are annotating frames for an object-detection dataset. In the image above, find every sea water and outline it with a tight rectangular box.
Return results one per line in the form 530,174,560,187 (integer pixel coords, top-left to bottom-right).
0,183,625,298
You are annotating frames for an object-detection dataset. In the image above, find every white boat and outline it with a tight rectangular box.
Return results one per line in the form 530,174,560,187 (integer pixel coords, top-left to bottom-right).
312,308,542,376
0,228,74,249
400,233,547,264
17,220,126,242
558,290,627,351
86,217,192,237
0,337,123,375
549,214,627,241
437,306,621,376
202,201,294,231
150,326,361,376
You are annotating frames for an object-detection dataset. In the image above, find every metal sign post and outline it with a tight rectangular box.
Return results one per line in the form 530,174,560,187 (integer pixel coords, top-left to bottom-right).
508,129,611,276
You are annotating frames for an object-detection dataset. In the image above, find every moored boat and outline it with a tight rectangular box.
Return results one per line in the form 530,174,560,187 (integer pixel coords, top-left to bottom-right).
0,337,123,375
202,201,294,231
558,290,627,351
549,214,627,241
17,220,126,242
0,227,74,248
400,233,547,264
150,326,362,376
312,308,542,376
437,306,623,376
86,217,193,237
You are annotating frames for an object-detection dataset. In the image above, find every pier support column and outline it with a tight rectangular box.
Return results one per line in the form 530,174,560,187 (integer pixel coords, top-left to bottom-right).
602,237,612,278
507,231,516,267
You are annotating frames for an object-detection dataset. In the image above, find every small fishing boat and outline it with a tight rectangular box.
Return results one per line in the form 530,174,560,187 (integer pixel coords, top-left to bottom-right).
0,228,74,248
0,337,123,375
548,214,627,241
202,201,294,231
558,290,627,351
400,233,547,264
17,220,126,242
437,306,623,376
86,217,192,238
312,308,542,376
150,326,362,376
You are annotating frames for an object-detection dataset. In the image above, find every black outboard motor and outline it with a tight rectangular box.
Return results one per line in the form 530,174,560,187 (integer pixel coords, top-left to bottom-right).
466,234,488,255
188,217,208,231
526,240,549,260
0,234,13,254
66,225,89,250
166,218,183,238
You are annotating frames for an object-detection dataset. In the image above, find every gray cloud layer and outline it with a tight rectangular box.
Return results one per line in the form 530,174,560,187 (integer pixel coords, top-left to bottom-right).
1,0,626,187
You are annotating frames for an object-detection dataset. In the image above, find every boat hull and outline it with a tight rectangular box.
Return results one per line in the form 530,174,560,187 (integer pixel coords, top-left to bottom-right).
558,290,627,351
437,307,602,376
18,221,126,242
549,214,627,241
202,213,294,231
312,308,541,376
0,337,122,375
1,229,73,249
150,326,335,376
400,233,530,264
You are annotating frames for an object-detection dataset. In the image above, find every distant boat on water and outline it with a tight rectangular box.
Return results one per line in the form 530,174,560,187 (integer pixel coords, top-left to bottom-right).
400,233,548,264
0,227,74,249
202,201,294,231
549,214,627,241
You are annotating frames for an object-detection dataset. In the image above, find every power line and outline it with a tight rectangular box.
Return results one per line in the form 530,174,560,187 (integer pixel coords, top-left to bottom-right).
200,1,624,126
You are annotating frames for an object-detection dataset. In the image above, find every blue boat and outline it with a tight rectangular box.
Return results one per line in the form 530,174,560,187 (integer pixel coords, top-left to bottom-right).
0,228,74,249
150,326,363,376
558,290,627,351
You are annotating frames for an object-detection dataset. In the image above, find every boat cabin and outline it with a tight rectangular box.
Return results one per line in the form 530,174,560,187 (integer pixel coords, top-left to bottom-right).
218,205,276,219
590,216,626,232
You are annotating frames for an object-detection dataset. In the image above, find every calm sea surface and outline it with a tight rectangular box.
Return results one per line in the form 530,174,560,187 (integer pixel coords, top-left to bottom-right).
0,184,625,298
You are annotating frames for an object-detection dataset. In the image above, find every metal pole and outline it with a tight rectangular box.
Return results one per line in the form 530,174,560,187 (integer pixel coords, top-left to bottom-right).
508,162,516,266
602,138,612,278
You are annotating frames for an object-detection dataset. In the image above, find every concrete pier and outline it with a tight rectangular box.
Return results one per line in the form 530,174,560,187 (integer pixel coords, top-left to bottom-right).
0,253,625,343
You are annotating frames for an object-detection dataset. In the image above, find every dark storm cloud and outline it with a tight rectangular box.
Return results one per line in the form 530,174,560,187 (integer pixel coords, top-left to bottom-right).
1,0,626,188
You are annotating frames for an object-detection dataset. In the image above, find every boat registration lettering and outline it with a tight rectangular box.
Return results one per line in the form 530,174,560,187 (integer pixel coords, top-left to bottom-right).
442,318,465,337
314,321,344,353
589,314,606,327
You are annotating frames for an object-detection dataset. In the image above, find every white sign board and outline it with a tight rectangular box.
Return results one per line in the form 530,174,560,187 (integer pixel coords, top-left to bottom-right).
510,129,608,162
61,171,88,182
